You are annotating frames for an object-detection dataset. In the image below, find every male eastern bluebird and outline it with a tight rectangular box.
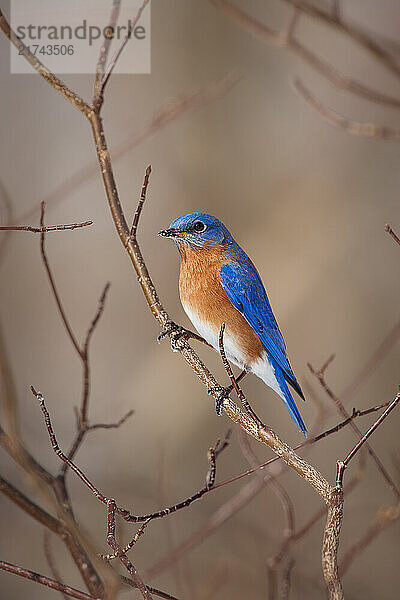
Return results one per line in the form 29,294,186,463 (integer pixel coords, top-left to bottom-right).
158,212,306,434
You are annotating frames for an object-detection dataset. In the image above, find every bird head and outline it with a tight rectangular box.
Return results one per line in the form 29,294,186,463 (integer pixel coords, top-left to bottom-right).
158,212,232,248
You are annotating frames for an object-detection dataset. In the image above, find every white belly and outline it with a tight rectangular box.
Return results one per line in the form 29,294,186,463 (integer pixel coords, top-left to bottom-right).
183,303,284,400
182,303,249,369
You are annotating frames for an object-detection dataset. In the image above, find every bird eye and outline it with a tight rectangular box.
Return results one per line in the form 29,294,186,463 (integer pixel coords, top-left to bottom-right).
193,221,206,233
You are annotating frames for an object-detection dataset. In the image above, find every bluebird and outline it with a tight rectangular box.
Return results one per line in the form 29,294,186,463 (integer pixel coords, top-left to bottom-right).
158,213,306,434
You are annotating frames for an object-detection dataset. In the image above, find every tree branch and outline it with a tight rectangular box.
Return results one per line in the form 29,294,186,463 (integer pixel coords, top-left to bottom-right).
0,561,98,600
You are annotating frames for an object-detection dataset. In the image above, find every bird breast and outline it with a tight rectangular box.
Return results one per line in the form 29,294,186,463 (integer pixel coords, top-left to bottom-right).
178,242,264,369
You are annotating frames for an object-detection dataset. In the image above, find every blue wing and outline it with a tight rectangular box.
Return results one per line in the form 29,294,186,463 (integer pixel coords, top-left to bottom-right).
220,254,306,434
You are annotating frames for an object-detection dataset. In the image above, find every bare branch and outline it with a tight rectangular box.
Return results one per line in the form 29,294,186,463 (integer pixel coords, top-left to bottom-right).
86,409,135,432
94,0,121,98
105,500,153,600
281,0,400,80
0,475,64,534
337,392,400,485
0,10,91,115
293,78,400,140
32,384,231,523
385,224,400,247
14,72,239,227
0,560,97,600
340,317,400,404
40,202,82,357
309,359,400,499
43,532,69,600
130,165,152,237
94,0,150,109
0,220,93,233
211,0,400,109
339,502,400,575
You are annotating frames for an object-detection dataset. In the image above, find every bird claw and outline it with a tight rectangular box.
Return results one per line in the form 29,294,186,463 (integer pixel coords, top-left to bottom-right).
207,384,233,415
157,321,192,351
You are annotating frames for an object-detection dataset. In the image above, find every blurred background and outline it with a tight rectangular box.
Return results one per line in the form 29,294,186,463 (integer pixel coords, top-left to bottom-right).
1,1,400,598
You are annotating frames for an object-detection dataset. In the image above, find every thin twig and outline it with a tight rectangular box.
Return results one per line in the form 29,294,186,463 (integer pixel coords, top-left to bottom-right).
293,78,400,140
339,502,400,575
106,500,153,600
0,221,93,233
43,532,69,600
39,202,82,357
100,519,151,560
95,0,150,109
281,0,400,80
0,560,98,600
218,323,265,428
309,359,400,499
211,0,400,109
385,224,400,247
94,0,122,99
337,392,400,485
340,317,400,404
32,386,231,523
131,165,152,237
13,73,239,227
0,10,91,115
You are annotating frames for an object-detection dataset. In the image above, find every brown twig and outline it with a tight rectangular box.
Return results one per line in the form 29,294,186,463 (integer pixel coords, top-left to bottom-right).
0,560,98,600
131,165,152,237
13,72,239,227
385,224,400,247
94,0,121,99
293,78,400,140
211,0,400,109
38,202,112,475
281,0,400,80
100,519,151,560
336,392,400,487
0,11,91,116
105,500,153,600
121,578,181,600
309,359,400,499
43,532,69,600
0,220,93,233
279,559,295,600
32,385,231,523
339,502,400,575
218,323,265,428
340,317,400,404
94,0,150,110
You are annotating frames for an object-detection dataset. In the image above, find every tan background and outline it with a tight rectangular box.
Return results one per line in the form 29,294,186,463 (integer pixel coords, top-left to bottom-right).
1,1,400,598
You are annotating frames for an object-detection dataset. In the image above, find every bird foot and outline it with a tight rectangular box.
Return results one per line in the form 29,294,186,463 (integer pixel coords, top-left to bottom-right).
157,321,206,351
208,384,233,415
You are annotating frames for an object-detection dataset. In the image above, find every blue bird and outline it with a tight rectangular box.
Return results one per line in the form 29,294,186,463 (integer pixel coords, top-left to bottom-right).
158,212,307,434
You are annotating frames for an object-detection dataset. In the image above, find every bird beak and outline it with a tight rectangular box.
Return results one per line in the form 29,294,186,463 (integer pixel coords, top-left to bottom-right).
157,228,185,238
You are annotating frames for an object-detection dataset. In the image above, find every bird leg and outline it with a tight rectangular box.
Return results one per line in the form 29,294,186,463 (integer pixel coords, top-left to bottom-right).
208,369,247,415
157,320,212,351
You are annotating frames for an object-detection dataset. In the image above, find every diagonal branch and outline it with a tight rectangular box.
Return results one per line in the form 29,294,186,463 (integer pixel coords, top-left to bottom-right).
211,0,400,109
0,11,91,116
0,561,97,600
293,78,400,140
385,224,400,247
309,358,400,500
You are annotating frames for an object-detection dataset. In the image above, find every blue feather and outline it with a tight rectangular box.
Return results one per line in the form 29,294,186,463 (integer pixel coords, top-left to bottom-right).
220,252,307,434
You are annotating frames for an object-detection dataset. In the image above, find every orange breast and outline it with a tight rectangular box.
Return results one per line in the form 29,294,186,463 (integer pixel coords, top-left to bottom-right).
178,242,263,363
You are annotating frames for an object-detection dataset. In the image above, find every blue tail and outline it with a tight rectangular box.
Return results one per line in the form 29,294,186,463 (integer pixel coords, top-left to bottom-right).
273,363,307,436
